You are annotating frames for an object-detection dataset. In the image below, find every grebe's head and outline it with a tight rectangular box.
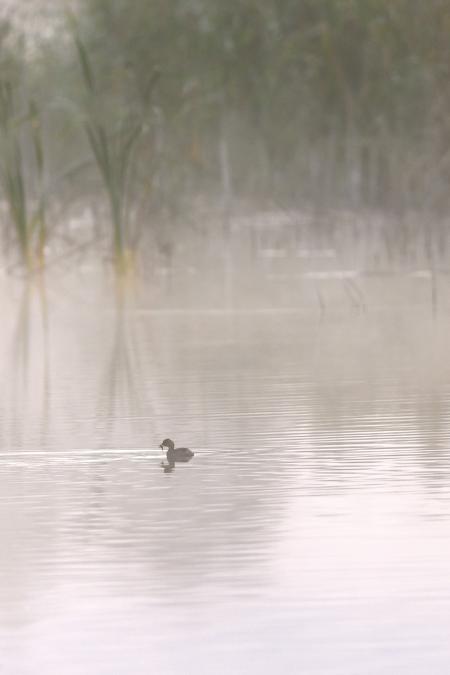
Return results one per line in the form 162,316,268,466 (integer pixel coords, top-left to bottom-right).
159,438,175,451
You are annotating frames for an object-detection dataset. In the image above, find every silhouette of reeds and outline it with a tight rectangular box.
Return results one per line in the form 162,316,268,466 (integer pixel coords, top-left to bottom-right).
0,81,47,271
72,23,152,274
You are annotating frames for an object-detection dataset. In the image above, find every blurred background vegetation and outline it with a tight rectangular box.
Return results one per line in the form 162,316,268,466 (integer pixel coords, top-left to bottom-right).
1,0,450,273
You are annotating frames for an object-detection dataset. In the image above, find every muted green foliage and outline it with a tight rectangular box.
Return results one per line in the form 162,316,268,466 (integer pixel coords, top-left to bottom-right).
0,25,47,269
66,0,450,210
2,1,450,270
72,23,150,267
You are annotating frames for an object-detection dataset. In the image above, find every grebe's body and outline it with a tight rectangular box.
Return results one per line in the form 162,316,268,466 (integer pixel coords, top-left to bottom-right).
159,438,194,462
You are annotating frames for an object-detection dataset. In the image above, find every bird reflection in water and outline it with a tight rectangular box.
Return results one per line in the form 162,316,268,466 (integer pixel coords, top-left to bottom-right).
161,459,176,473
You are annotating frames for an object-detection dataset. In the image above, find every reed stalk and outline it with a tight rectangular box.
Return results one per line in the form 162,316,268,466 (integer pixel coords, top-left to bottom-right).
73,30,146,273
0,81,47,271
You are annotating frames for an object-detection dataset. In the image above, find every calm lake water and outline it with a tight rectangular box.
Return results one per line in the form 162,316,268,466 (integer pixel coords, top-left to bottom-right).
1,273,450,674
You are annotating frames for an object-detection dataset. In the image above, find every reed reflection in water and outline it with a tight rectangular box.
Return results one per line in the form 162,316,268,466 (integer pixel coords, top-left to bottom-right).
0,277,450,674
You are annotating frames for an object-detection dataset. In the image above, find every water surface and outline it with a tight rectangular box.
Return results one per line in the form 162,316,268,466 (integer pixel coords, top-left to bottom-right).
1,276,450,674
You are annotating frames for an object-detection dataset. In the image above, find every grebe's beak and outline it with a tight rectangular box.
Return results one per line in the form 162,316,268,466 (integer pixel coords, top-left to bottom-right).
159,443,164,450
